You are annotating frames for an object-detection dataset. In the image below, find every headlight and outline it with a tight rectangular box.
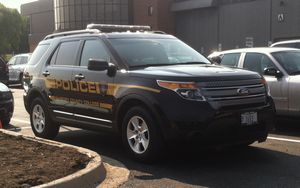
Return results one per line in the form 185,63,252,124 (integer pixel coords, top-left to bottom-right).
261,77,271,96
157,80,206,101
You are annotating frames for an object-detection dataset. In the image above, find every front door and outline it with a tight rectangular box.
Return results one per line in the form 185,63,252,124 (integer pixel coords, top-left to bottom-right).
242,52,288,114
71,38,115,128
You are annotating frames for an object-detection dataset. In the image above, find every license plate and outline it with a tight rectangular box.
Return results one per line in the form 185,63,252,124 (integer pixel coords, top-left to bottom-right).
241,112,258,126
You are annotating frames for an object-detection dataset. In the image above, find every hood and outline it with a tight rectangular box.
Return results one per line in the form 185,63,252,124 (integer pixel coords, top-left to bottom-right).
129,64,262,81
0,82,10,92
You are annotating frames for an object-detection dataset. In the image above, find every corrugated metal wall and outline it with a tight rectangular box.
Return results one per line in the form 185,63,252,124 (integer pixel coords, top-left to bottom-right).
174,0,300,55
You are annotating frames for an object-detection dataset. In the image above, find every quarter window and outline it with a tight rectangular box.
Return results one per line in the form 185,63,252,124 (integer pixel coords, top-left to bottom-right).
54,41,80,66
220,53,240,67
80,40,110,67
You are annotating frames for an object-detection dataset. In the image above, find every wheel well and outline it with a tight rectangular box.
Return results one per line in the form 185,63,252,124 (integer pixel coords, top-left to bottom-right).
27,91,44,111
117,99,152,132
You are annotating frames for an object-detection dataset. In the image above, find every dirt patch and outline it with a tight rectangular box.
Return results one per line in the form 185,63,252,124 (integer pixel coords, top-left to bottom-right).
0,132,90,188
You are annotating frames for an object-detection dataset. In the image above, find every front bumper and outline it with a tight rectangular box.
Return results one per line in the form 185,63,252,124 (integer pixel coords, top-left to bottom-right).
160,98,275,145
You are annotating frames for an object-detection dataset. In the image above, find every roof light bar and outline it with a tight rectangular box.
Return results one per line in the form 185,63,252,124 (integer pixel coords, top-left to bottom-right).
86,24,151,33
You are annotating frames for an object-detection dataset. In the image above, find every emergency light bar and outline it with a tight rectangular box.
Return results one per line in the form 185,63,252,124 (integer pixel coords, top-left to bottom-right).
86,24,152,33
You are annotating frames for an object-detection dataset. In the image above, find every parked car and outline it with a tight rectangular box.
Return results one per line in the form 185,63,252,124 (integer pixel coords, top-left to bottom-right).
0,57,8,85
23,24,274,161
208,47,300,118
271,39,300,48
8,53,31,85
0,82,14,126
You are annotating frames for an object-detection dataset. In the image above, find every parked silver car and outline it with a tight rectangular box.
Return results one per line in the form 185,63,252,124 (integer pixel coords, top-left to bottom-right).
8,53,31,85
208,47,300,117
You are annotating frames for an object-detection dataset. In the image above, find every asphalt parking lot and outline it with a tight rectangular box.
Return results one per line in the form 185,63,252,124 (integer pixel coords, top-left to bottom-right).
8,87,300,188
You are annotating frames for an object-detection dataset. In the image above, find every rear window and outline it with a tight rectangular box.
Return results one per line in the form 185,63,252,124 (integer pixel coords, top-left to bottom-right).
28,44,50,65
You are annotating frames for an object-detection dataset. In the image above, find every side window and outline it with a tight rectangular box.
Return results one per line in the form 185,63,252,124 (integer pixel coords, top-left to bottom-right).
260,55,276,74
244,53,276,74
15,57,22,65
220,53,241,67
20,57,28,64
53,41,81,66
80,40,110,67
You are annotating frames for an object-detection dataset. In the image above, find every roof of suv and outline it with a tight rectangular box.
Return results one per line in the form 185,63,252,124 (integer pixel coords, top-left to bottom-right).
43,24,174,41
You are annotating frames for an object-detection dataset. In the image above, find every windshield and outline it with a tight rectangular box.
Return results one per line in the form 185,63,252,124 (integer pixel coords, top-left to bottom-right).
108,38,210,67
272,51,300,75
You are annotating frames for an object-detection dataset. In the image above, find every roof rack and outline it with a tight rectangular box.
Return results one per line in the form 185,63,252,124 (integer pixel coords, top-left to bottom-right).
44,29,100,40
86,24,151,33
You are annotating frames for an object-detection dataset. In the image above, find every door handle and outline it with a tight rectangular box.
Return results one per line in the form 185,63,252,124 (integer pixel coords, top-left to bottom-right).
42,71,50,77
74,74,85,80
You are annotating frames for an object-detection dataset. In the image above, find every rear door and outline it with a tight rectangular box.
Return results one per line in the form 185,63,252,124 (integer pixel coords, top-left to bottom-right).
43,39,82,120
71,38,115,128
242,52,288,113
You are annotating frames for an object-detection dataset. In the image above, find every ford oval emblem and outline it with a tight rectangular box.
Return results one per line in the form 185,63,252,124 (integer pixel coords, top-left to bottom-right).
237,88,250,95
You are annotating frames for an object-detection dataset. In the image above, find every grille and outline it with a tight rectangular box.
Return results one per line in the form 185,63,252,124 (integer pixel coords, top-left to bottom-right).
200,79,267,108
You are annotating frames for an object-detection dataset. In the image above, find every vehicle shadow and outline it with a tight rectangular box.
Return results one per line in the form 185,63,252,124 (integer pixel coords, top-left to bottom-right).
56,130,300,188
272,117,300,137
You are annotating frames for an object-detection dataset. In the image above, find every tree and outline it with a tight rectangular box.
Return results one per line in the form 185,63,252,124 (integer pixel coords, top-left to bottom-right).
0,3,29,55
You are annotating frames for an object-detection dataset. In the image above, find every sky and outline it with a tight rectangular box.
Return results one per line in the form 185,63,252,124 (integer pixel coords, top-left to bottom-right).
0,0,37,12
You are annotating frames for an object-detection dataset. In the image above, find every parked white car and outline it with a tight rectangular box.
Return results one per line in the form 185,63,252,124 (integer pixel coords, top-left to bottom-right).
208,47,300,117
8,53,31,85
271,39,300,48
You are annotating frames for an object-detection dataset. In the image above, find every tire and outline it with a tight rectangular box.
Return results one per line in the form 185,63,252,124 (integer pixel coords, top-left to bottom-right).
30,98,60,139
122,106,164,162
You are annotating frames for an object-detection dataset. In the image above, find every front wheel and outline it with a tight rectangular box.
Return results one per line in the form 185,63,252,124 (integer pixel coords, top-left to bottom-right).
122,106,164,162
30,98,60,139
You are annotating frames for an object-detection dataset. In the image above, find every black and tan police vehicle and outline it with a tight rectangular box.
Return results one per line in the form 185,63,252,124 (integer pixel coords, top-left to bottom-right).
23,24,274,161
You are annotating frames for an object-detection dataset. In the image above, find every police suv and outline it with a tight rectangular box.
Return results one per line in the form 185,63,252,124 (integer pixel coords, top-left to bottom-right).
23,24,274,161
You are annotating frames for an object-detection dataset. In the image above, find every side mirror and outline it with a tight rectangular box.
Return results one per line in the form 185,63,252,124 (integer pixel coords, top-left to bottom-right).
88,59,117,77
88,59,109,71
264,67,283,78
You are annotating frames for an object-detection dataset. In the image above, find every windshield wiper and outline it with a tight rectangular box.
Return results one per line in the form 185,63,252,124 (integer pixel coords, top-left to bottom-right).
289,70,300,75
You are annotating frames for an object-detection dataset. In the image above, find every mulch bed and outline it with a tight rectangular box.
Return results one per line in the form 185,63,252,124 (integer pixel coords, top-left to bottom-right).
0,132,90,188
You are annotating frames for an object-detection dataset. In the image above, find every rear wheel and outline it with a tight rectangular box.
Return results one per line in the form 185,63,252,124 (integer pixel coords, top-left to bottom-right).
30,98,59,139
122,106,164,162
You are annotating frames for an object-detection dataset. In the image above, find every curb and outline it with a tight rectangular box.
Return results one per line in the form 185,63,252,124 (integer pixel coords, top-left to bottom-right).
0,129,106,188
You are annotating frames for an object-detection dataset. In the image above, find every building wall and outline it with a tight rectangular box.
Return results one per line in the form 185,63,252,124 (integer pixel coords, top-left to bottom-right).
173,0,300,55
21,0,55,51
271,0,300,41
175,8,218,55
132,0,174,34
218,0,271,50
54,0,131,31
